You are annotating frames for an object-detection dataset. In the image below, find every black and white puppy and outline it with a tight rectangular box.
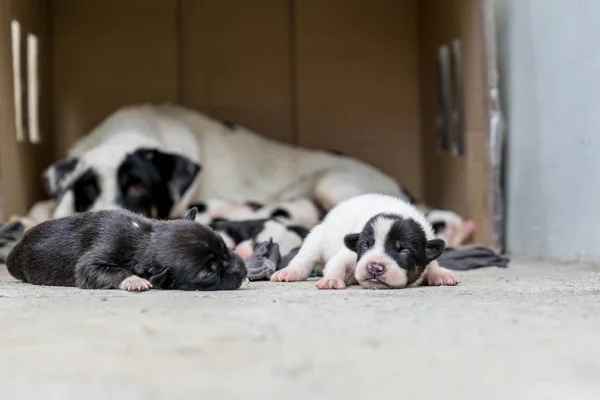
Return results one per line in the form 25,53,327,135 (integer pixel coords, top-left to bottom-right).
209,217,308,260
6,207,248,291
270,193,459,290
190,198,264,225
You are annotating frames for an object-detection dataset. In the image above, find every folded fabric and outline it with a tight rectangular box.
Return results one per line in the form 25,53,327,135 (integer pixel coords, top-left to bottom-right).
0,221,25,263
246,238,281,281
438,245,510,271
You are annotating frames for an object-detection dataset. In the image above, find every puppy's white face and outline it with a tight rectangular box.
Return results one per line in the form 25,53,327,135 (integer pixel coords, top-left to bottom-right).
344,213,445,289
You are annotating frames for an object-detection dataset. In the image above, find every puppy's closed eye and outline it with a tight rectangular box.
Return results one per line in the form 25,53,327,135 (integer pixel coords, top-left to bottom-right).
128,183,147,195
209,262,219,273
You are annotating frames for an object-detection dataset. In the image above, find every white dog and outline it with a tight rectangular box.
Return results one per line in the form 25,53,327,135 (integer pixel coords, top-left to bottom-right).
270,194,459,290
43,103,405,220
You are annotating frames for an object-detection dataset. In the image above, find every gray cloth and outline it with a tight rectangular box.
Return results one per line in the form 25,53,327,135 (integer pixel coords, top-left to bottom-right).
0,221,25,263
246,238,281,281
438,245,510,271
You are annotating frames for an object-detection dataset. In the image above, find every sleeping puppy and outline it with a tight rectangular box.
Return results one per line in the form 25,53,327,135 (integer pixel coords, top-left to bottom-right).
192,197,322,230
209,218,308,260
253,197,324,228
425,209,476,248
6,207,247,291
270,193,459,290
190,198,263,225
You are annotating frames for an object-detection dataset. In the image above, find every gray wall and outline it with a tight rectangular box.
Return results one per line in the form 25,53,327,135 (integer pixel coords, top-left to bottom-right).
495,0,600,261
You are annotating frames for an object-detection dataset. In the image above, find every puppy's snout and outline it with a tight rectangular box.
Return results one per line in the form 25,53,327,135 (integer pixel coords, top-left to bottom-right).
367,262,385,276
231,257,248,279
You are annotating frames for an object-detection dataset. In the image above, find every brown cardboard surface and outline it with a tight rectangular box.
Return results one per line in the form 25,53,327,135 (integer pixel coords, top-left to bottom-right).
0,0,52,216
181,0,293,143
419,0,492,245
50,0,179,157
0,0,495,245
294,0,423,199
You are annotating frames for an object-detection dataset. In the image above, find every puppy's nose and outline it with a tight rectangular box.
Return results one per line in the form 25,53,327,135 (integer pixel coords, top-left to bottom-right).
367,263,385,276
235,260,248,279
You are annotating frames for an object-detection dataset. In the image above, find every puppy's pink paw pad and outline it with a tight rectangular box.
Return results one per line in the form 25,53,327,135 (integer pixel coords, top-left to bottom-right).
119,276,153,292
270,269,300,282
316,278,346,290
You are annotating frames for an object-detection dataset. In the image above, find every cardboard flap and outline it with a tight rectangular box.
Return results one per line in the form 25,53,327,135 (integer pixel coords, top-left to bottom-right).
420,0,497,247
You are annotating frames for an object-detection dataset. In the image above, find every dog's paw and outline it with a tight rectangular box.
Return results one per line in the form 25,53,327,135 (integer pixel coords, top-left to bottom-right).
270,268,302,282
316,278,346,290
119,275,153,292
427,268,459,286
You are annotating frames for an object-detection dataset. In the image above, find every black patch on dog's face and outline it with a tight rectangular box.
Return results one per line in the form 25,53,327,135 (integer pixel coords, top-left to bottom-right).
43,157,79,199
150,222,247,291
344,213,445,285
209,218,268,246
270,208,291,220
117,148,201,219
73,168,101,213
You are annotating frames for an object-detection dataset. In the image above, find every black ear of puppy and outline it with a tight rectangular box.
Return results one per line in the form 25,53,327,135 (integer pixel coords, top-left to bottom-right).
184,207,198,221
136,148,201,201
343,233,360,253
149,269,173,289
425,239,446,263
42,157,79,198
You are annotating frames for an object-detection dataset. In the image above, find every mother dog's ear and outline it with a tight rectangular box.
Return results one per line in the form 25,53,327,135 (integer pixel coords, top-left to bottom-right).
136,149,201,201
42,157,79,199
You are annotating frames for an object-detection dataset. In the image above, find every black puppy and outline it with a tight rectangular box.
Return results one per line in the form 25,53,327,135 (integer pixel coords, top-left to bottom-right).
6,207,248,291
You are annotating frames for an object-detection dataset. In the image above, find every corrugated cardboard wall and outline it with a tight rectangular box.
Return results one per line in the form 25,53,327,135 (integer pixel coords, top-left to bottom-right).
1,0,492,245
419,0,491,245
0,0,52,216
50,0,424,199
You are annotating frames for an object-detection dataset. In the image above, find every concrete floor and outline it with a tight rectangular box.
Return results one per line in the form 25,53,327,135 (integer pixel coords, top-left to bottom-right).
1,259,600,400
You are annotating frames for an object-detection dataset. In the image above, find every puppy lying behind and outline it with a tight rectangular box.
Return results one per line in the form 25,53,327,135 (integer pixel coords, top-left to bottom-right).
270,193,459,290
192,196,322,229
209,217,308,260
6,207,248,291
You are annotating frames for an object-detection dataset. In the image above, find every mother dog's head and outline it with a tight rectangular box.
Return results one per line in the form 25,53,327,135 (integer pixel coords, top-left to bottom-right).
43,147,201,219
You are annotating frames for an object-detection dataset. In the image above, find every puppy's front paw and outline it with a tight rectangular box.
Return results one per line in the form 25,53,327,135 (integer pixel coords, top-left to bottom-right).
427,268,459,286
270,268,302,282
316,278,346,290
119,275,153,292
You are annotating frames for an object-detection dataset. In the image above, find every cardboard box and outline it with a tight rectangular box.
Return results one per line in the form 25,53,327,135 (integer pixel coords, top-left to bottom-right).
0,0,503,248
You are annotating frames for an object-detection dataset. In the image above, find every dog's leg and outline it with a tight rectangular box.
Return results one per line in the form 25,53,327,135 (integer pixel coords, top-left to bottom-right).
75,258,152,291
315,248,357,290
424,261,460,286
270,225,324,282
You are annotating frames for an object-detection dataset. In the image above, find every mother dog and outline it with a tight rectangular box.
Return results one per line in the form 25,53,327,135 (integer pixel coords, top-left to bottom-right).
43,103,411,220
